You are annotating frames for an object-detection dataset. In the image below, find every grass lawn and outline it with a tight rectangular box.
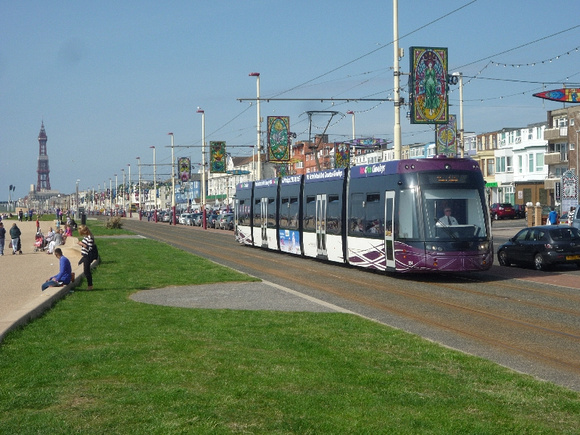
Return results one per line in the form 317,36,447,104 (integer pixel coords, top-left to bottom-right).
1,221,579,434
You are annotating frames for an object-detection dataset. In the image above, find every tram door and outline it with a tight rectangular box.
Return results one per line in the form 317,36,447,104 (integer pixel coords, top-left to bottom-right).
316,194,327,257
260,197,268,247
385,191,395,269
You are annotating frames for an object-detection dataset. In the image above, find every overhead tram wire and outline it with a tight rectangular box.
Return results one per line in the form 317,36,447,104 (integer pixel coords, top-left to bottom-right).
265,0,479,99
454,24,580,71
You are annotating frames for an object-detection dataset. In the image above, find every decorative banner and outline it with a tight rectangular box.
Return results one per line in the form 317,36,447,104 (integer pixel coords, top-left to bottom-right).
349,137,388,147
561,169,578,217
267,116,291,162
436,114,457,157
210,141,226,173
410,47,449,124
178,157,191,182
533,88,580,103
335,142,350,168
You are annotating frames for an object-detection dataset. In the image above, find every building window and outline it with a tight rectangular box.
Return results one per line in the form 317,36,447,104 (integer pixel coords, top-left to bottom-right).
535,153,544,172
487,159,494,176
528,154,534,173
518,155,523,173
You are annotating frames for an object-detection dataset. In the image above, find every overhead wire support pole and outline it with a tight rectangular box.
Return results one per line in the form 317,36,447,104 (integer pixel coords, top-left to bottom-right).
306,110,338,172
393,0,402,160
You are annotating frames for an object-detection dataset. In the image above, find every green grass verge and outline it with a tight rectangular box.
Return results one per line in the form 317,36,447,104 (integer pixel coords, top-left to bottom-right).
1,228,579,434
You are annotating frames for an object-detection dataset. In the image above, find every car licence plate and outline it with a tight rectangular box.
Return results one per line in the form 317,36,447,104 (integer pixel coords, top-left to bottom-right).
565,255,580,260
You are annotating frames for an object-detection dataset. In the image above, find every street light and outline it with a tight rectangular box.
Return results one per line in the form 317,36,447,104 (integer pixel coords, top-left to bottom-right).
136,157,142,219
127,164,132,217
114,174,118,213
168,132,176,225
197,108,207,229
346,110,356,140
150,146,157,211
452,71,464,158
249,72,261,180
121,168,125,213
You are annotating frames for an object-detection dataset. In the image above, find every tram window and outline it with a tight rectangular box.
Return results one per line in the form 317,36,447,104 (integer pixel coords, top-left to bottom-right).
304,195,316,231
327,194,341,234
398,189,419,239
289,197,299,229
267,198,276,228
364,193,383,237
253,199,261,227
280,198,289,227
238,200,249,225
349,193,365,234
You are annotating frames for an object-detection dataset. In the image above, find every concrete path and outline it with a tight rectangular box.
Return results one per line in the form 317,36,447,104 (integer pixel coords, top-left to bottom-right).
0,220,84,342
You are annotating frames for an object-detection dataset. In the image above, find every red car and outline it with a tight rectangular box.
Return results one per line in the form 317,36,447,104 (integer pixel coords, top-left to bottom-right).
490,203,516,220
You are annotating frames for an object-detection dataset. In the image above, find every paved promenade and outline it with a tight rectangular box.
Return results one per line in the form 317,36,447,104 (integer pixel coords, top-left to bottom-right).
0,220,84,342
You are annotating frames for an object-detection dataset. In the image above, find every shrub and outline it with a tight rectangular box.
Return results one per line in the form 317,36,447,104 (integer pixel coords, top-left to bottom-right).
105,216,124,229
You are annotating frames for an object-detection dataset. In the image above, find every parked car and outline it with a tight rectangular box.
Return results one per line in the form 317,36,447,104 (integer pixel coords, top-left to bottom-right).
206,213,219,228
490,203,516,220
513,204,526,219
218,213,234,230
497,225,580,271
559,212,569,225
178,213,192,225
190,213,203,226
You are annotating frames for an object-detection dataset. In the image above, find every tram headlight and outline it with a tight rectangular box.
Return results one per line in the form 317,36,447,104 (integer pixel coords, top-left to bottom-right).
428,245,444,252
478,242,489,252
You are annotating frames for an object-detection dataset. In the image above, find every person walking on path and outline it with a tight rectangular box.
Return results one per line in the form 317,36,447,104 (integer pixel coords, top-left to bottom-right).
9,223,22,255
77,224,95,290
41,248,72,291
0,222,6,256
548,207,558,225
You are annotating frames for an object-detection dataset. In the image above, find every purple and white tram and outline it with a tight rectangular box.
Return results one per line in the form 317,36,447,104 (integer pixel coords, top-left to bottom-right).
234,157,493,273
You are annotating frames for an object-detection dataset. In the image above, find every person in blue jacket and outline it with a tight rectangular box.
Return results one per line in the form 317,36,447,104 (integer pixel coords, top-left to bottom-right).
41,248,72,291
548,207,558,225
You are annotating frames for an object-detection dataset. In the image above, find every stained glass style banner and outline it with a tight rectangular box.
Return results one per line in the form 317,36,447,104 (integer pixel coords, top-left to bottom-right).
410,47,449,124
267,116,290,163
210,141,226,173
178,157,191,182
436,114,457,157
335,142,350,168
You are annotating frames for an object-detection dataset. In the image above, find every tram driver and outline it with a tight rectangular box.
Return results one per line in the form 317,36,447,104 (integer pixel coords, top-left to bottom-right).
438,207,458,226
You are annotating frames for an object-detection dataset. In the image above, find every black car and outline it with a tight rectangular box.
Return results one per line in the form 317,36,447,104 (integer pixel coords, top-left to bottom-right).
497,225,580,271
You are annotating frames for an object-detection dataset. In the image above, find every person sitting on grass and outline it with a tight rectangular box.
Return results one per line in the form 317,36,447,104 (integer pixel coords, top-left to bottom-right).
41,248,72,291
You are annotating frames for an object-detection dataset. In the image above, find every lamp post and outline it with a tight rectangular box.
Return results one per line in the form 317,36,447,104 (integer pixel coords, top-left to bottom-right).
137,157,142,220
346,110,356,140
452,72,465,158
114,173,118,214
392,0,402,160
127,164,132,217
249,72,261,180
168,132,176,225
576,127,580,203
121,168,125,214
75,179,80,217
196,108,207,229
150,145,157,212
109,178,113,214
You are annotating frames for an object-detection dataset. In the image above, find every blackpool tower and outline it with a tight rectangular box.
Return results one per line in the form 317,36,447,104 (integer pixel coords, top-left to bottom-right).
36,121,51,191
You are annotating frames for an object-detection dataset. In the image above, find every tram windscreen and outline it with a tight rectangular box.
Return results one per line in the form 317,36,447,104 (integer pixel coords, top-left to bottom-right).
422,188,488,240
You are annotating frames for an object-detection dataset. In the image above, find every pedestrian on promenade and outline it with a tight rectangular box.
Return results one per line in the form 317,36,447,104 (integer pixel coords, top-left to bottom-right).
41,248,72,291
0,222,6,256
548,207,558,225
9,223,22,255
77,224,95,290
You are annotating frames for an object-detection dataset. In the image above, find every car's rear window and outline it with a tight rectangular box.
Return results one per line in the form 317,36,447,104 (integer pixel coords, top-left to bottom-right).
501,203,513,207
549,228,580,240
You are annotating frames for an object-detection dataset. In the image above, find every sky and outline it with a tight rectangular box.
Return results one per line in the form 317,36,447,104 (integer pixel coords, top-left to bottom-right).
1,0,579,202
